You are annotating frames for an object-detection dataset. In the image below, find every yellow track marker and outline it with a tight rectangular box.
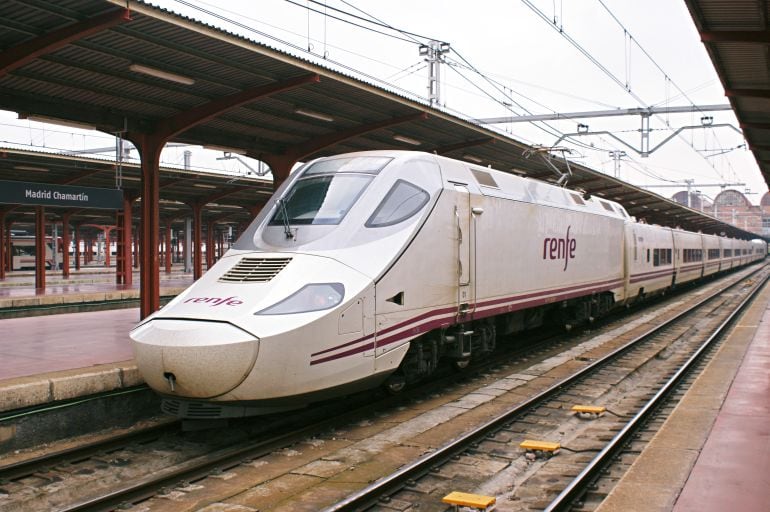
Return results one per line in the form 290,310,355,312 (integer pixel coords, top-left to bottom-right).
519,439,561,452
571,405,606,414
442,491,497,510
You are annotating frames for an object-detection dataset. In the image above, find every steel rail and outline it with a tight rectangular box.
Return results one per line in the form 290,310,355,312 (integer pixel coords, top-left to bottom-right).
60,355,504,512
0,420,178,482
544,270,769,511
323,265,767,512
62,413,347,512
30,326,557,511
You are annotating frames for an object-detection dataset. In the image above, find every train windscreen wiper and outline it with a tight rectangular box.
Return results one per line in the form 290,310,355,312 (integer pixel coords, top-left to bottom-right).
277,198,295,239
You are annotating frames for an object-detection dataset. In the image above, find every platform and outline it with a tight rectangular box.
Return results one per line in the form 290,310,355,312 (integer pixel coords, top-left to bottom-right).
597,281,770,511
0,267,192,311
0,308,143,413
0,265,197,415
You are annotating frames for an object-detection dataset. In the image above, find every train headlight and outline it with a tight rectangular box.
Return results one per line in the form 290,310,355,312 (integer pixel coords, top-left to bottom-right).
255,283,345,315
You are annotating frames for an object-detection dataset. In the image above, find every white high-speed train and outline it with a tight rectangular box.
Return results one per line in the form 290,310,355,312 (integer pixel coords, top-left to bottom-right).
130,151,766,418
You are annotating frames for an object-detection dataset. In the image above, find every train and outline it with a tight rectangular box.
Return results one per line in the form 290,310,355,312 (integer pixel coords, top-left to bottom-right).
10,236,56,270
129,150,767,419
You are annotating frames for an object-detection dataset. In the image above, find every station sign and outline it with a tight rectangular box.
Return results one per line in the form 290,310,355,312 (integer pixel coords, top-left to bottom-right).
0,180,124,209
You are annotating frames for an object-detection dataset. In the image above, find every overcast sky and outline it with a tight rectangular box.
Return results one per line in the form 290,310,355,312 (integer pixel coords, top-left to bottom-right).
2,0,765,205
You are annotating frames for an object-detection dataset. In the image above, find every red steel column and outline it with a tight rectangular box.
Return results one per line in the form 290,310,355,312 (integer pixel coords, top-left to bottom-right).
34,206,45,290
104,227,112,268
3,220,9,274
118,196,134,286
74,223,81,271
262,156,296,191
206,220,215,270
131,222,141,269
192,203,203,280
125,202,132,286
0,211,5,280
134,134,163,318
134,222,140,269
165,221,172,274
61,212,71,278
116,210,124,283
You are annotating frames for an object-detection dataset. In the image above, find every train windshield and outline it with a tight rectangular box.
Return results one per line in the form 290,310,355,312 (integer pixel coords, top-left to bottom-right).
269,156,392,226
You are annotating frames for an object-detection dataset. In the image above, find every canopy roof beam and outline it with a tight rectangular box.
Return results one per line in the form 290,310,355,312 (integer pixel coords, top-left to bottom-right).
0,8,131,78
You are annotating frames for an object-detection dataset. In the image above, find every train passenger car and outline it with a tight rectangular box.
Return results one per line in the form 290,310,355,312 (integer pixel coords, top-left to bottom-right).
624,223,675,300
703,234,722,276
751,239,767,262
673,229,705,285
10,237,55,271
741,240,754,265
722,238,737,270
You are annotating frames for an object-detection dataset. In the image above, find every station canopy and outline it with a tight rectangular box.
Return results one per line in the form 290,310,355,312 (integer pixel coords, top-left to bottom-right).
684,0,770,196
0,0,762,240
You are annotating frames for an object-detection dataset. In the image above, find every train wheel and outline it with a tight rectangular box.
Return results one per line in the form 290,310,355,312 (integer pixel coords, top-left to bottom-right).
384,374,407,394
452,358,471,371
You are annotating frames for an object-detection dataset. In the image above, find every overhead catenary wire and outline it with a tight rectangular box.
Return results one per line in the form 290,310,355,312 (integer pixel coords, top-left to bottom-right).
287,0,613,154
447,48,613,153
444,61,608,153
304,0,739,185
113,1,752,194
168,0,432,103
520,0,734,184
284,0,422,45
594,0,734,180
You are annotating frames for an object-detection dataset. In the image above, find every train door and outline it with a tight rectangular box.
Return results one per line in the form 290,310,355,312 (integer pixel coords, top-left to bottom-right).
671,230,684,288
624,224,637,299
454,184,473,319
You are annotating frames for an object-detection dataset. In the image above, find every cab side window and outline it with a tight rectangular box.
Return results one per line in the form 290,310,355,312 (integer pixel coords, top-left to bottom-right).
366,179,429,228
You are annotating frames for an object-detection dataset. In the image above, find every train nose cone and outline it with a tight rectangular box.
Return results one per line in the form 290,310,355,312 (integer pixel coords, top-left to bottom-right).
130,319,259,399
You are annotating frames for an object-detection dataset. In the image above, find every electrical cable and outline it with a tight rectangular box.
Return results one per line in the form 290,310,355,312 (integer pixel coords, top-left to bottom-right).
168,0,431,103
303,0,439,44
595,0,734,181
521,0,735,183
283,0,421,45
448,49,612,152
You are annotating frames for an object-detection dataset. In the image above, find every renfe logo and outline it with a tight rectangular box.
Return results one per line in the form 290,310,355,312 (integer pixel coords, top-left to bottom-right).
543,225,577,271
184,296,244,307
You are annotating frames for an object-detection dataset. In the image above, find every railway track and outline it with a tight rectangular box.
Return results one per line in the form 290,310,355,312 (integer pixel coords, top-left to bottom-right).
324,265,768,511
0,265,764,511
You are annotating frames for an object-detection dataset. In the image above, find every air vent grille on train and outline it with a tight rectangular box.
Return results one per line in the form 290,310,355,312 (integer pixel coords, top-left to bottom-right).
162,399,229,419
218,257,292,283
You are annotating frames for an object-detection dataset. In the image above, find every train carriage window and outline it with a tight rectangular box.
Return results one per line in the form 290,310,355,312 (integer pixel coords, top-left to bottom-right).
647,248,650,263
600,200,614,212
366,179,430,228
269,174,373,226
652,248,672,267
302,156,393,176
